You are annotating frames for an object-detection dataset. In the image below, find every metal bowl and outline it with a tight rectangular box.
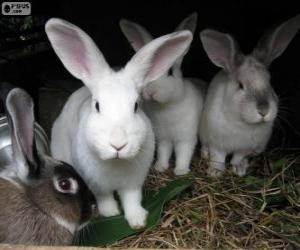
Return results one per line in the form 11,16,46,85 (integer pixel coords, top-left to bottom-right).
0,115,50,167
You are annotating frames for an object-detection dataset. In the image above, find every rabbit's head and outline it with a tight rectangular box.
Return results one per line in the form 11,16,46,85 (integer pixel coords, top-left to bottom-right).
200,14,300,124
119,13,197,104
1,85,95,232
45,18,192,160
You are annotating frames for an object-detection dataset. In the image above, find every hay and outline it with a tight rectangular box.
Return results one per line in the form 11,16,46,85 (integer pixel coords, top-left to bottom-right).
108,150,300,249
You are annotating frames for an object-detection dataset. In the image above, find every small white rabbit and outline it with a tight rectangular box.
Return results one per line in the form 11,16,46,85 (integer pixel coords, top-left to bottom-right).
120,13,206,176
199,14,300,177
0,84,95,245
46,18,192,228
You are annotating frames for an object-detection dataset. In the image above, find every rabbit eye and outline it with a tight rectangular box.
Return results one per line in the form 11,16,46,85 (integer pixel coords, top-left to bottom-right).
95,101,100,112
59,179,71,191
237,81,244,90
134,102,138,113
54,176,78,194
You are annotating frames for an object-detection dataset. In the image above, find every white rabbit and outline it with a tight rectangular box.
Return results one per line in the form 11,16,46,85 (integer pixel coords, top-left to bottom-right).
199,14,300,177
120,13,206,176
46,18,192,228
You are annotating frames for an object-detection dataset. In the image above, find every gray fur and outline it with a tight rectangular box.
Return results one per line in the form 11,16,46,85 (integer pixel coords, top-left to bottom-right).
0,88,94,245
0,173,72,245
199,14,300,177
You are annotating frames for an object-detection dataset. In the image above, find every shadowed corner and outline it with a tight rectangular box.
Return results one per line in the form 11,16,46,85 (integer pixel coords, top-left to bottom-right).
0,82,16,105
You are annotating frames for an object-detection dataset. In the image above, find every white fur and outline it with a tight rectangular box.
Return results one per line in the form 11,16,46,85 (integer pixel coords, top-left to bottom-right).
199,15,300,177
120,14,206,175
52,214,77,234
143,77,205,175
47,18,192,228
199,70,276,177
0,166,22,190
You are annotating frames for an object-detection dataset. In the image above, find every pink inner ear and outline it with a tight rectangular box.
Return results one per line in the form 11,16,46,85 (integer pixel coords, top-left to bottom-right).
13,97,35,163
52,25,90,76
145,37,186,81
204,37,230,68
19,114,34,162
126,25,146,51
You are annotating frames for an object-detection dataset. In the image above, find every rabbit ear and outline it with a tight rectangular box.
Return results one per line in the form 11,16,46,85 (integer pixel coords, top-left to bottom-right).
119,19,153,51
253,14,300,66
125,30,192,91
170,12,198,77
5,88,40,182
200,29,244,73
175,12,198,34
45,18,110,91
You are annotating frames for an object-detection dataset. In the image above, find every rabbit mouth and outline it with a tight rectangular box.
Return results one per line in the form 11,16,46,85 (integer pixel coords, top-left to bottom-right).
110,152,129,160
256,118,268,124
114,152,120,160
243,115,272,125
100,152,129,161
111,150,137,161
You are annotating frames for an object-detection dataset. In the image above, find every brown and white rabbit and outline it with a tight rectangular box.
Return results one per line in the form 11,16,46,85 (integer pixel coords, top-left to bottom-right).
0,84,95,245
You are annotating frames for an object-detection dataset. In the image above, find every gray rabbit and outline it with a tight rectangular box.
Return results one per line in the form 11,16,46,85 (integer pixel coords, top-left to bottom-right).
199,14,300,177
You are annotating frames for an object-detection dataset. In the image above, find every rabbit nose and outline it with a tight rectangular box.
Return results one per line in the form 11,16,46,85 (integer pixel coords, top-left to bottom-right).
257,102,269,117
110,127,127,151
258,109,268,117
258,106,269,117
110,143,127,151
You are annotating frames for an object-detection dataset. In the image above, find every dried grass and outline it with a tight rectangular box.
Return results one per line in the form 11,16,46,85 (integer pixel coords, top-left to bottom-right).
109,149,300,249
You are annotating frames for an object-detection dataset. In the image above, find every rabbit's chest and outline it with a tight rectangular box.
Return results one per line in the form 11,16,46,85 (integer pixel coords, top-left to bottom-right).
148,100,200,141
81,159,149,194
208,114,272,152
98,165,143,190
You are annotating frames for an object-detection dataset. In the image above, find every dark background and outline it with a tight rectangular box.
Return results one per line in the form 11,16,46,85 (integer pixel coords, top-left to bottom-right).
1,0,300,150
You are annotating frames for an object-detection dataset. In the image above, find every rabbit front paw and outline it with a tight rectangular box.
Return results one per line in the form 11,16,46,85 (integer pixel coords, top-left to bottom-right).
232,158,249,177
98,197,120,217
125,206,148,229
201,147,210,160
174,167,190,176
154,162,169,172
207,165,224,177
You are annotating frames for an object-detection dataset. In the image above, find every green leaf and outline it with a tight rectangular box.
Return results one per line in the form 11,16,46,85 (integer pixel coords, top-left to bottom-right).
244,175,266,187
273,158,291,172
74,178,193,246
